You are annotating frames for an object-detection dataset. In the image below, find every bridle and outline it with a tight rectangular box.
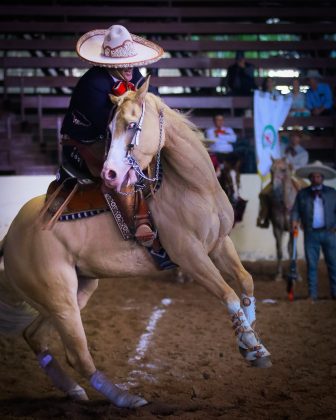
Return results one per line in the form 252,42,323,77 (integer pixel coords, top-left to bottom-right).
113,101,164,196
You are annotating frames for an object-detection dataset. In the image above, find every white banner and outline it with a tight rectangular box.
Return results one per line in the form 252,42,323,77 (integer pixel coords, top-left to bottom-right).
254,90,292,178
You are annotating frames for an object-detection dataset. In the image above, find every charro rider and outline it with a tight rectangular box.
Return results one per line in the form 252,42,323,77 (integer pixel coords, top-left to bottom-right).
59,24,164,246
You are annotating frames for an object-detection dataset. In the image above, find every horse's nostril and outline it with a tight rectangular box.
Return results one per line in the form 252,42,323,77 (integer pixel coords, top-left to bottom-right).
107,170,117,180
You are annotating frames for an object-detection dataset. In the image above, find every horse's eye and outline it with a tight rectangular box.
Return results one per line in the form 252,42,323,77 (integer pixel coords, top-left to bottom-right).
127,122,137,130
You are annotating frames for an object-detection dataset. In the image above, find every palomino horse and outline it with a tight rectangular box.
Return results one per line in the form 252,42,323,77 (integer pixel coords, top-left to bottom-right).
268,158,305,281
0,79,271,409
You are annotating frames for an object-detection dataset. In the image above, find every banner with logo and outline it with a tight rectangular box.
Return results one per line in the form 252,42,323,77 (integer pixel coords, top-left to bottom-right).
254,90,292,178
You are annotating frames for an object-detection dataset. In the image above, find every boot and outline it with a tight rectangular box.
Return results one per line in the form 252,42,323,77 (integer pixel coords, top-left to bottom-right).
134,190,156,247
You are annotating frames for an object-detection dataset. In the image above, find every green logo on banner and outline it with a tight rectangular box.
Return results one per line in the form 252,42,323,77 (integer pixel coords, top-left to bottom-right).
261,125,277,149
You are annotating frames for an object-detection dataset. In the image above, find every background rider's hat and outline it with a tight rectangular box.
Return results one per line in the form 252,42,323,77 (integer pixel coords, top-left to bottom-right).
76,24,164,68
306,69,322,80
295,160,336,180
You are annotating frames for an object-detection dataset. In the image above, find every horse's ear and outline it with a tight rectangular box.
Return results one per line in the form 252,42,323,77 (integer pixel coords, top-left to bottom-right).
109,94,122,106
135,75,151,105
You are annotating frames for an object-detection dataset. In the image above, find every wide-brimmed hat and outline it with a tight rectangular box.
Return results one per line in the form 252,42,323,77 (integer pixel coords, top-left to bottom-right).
76,24,164,68
306,70,322,80
296,160,336,179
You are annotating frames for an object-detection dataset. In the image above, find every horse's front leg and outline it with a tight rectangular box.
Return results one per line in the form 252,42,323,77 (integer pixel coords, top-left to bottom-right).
170,238,271,368
210,235,256,326
273,225,284,281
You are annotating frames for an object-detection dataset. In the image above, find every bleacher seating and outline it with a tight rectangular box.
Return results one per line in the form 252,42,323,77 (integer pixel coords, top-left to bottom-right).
0,0,335,170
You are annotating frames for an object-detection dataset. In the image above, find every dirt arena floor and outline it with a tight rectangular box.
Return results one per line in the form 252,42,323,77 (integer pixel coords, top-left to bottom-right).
0,260,335,420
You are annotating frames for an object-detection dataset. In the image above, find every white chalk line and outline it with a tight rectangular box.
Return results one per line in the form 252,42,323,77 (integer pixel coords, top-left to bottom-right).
118,297,172,389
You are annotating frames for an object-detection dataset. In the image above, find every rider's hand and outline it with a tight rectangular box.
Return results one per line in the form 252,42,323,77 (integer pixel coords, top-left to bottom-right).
292,220,300,231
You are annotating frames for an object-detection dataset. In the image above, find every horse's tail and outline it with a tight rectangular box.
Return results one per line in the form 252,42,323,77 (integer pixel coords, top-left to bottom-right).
0,298,38,337
0,237,38,336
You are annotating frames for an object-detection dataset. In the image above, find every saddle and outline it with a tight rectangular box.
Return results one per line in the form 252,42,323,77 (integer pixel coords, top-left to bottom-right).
40,175,177,271
42,177,142,239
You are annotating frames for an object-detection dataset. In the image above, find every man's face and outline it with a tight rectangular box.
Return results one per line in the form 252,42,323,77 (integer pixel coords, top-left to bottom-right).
308,78,318,90
120,67,133,82
290,134,301,147
214,116,224,128
309,172,324,186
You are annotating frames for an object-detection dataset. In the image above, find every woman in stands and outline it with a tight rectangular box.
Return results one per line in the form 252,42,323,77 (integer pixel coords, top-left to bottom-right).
59,24,164,246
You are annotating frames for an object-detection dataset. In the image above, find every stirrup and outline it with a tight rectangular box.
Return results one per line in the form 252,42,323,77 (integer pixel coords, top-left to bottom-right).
135,224,156,247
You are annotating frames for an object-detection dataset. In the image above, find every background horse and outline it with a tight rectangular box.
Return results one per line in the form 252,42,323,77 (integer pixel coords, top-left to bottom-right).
267,158,305,281
0,79,271,409
209,152,247,225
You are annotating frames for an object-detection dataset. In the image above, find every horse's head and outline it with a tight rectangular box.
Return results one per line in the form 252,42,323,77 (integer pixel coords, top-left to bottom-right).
101,77,163,191
271,157,291,186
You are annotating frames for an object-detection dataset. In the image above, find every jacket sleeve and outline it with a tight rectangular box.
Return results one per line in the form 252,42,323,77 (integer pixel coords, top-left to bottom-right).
61,69,114,141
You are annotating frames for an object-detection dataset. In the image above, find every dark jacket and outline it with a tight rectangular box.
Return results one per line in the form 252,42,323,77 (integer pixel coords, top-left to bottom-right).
61,66,155,143
291,185,336,231
226,62,257,96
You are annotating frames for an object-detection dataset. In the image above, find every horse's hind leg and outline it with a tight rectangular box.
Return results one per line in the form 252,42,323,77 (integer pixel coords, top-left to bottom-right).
23,315,89,400
209,235,272,367
46,276,147,409
51,306,146,408
23,278,99,401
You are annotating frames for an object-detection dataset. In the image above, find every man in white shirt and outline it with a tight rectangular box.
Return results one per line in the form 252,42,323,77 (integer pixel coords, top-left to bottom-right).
205,114,237,156
205,115,246,221
283,130,309,171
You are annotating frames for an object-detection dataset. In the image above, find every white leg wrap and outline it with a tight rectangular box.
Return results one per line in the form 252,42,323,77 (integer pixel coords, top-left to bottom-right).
90,370,148,408
37,351,89,400
231,309,271,361
241,294,256,327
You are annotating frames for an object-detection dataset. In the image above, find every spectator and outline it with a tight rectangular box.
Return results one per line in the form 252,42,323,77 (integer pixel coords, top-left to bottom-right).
306,70,333,116
289,78,310,117
283,130,309,171
226,51,257,96
260,76,280,99
205,114,237,159
291,161,336,301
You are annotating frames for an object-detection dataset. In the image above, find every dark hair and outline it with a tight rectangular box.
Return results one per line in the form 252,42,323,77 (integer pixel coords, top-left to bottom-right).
261,77,272,92
308,172,324,180
235,51,245,60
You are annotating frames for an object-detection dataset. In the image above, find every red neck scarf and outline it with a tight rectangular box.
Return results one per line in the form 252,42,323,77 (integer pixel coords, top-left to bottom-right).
215,128,226,136
111,80,136,97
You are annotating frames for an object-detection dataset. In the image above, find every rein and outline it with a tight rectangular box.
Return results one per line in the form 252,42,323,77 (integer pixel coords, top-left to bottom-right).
117,105,164,196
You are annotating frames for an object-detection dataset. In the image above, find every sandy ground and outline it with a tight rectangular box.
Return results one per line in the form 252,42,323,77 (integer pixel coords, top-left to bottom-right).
0,260,335,420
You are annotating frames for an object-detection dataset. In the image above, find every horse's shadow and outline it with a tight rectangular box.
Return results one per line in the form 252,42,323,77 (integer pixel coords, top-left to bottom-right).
0,396,185,418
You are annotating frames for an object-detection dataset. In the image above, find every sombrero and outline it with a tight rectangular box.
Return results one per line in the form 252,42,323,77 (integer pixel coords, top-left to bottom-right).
76,24,164,68
295,160,336,180
306,70,322,80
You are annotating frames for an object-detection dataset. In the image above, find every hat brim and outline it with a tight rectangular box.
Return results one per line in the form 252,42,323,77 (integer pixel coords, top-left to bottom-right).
296,163,336,179
76,30,164,68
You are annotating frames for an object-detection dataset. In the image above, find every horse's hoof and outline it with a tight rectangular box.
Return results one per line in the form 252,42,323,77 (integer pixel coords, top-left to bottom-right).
250,356,272,368
67,385,89,401
239,346,272,368
132,397,149,408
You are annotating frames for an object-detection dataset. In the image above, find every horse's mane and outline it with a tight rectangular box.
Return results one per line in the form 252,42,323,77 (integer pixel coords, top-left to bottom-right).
144,93,218,191
146,93,206,145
